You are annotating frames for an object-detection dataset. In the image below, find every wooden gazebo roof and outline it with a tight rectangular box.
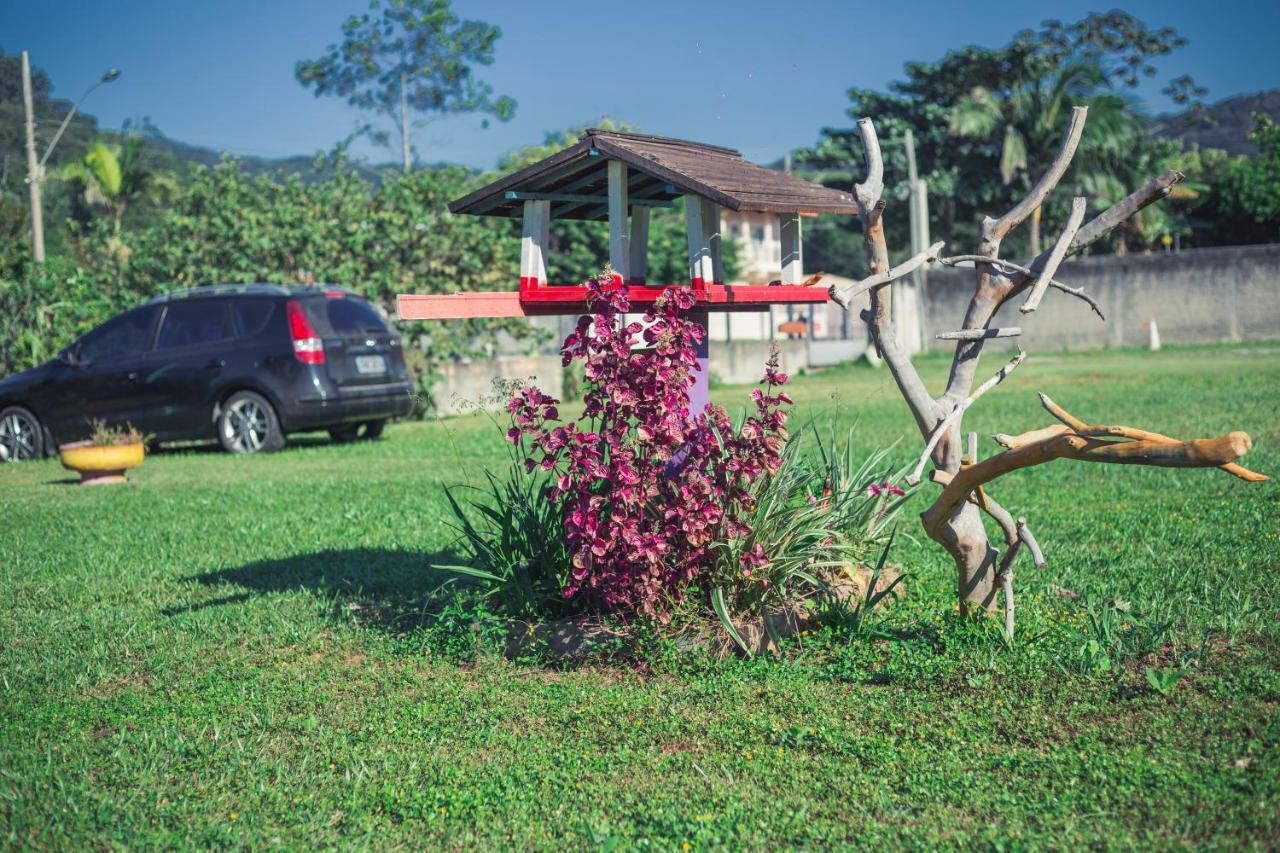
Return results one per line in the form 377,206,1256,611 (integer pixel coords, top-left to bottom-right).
449,129,859,221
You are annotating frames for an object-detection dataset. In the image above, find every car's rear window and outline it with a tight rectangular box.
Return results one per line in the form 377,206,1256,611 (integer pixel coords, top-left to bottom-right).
232,299,276,337
308,297,387,335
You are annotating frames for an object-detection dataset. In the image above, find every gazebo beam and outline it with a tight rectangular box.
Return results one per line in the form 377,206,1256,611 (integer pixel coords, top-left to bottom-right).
505,190,672,208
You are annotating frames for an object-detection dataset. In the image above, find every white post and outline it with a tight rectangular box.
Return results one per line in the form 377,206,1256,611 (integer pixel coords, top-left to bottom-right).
685,197,708,286
779,213,802,285
520,200,549,286
608,160,629,282
21,51,45,264
629,205,650,285
700,198,722,284
536,199,550,284
893,178,928,355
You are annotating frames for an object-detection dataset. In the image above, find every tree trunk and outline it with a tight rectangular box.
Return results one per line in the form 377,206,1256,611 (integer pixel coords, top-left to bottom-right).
928,424,999,614
399,72,411,173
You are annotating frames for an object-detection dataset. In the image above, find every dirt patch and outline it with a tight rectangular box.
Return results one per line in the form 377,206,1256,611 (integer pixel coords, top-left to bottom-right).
659,740,702,757
84,672,152,700
504,563,904,661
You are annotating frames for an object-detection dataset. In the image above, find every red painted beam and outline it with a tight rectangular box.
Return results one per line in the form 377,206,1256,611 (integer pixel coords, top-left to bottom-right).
398,283,830,321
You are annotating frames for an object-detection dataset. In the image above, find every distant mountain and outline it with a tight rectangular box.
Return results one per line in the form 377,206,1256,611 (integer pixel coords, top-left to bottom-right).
1150,90,1280,156
137,134,398,184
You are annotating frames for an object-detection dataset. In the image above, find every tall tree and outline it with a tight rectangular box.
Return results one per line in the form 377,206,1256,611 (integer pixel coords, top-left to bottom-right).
295,0,516,171
948,63,1138,253
59,137,177,236
795,12,1200,260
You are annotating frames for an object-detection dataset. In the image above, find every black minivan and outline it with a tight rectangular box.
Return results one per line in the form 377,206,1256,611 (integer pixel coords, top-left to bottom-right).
0,284,413,461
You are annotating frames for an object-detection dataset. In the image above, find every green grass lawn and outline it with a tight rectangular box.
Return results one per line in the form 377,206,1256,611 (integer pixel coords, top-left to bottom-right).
3,344,1279,848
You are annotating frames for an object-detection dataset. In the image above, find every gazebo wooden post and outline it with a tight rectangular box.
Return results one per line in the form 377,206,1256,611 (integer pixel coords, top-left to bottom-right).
520,199,550,293
779,213,803,285
684,196,722,415
628,206,650,285
607,161,629,282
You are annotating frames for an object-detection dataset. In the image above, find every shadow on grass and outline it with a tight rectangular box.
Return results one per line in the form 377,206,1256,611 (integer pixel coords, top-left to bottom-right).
150,434,339,457
166,547,466,634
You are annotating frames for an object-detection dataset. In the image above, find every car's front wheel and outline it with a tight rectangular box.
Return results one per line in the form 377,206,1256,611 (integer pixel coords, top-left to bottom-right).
218,391,285,454
0,405,44,463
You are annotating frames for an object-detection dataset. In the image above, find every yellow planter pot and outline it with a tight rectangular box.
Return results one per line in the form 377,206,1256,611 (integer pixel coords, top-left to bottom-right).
59,442,145,485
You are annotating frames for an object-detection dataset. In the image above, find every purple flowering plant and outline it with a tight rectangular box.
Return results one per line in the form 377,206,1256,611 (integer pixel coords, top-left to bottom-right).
504,275,792,619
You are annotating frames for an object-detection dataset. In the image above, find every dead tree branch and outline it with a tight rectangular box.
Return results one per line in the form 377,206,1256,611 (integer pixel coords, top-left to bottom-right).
922,406,1258,537
943,109,1090,409
936,327,1022,341
937,256,1105,320
908,349,1027,485
1069,170,1186,256
852,117,940,435
1039,394,1269,482
981,106,1088,252
1020,197,1086,314
830,241,945,308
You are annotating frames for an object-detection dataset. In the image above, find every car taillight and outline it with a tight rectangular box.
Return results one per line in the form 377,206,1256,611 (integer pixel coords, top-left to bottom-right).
286,300,325,364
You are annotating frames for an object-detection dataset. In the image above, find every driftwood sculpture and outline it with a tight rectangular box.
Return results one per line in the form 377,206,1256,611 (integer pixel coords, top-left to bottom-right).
830,106,1268,635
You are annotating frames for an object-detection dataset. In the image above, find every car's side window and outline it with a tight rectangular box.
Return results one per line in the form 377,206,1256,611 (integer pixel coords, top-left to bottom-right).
232,299,276,338
78,308,158,363
157,302,234,350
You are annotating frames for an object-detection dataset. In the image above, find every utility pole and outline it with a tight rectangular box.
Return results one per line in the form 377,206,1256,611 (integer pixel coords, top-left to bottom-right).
898,128,930,354
21,51,45,263
399,72,411,172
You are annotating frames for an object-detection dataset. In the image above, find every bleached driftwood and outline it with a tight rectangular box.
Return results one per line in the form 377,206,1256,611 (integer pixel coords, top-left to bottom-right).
937,255,1105,320
1019,196,1086,314
907,349,1026,485
935,327,1022,341
837,108,1265,624
830,241,945,308
922,401,1257,536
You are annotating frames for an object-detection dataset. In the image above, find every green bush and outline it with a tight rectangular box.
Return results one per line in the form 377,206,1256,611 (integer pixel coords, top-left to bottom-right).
1,153,541,407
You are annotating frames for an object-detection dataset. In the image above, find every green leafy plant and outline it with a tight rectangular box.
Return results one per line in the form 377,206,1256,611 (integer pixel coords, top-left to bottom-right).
707,429,910,651
816,533,906,641
434,435,571,620
87,419,148,448
1064,597,1178,676
1145,664,1191,696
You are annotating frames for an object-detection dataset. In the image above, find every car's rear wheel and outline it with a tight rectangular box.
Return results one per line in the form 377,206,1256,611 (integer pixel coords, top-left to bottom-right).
328,419,386,443
218,391,284,454
0,406,43,463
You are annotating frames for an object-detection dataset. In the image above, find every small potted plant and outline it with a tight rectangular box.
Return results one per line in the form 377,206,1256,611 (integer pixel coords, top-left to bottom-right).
59,421,147,485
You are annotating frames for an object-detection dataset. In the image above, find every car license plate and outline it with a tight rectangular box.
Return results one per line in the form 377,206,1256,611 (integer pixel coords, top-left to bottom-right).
355,354,387,375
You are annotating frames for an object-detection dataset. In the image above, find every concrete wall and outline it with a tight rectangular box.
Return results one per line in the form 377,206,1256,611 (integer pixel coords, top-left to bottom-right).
922,243,1280,352
432,354,564,417
428,340,820,415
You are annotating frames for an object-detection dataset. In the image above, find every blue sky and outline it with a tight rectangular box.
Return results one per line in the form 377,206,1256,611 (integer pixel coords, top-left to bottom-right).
8,0,1280,169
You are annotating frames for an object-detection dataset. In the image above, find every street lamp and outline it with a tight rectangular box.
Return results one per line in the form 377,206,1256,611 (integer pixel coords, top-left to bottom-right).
20,52,121,263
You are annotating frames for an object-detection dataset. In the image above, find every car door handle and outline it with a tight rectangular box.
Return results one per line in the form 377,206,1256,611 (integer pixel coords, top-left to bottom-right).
205,358,225,371
127,370,140,381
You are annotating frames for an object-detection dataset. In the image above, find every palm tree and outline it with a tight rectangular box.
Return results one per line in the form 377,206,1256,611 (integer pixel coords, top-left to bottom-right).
949,62,1138,254
59,137,177,235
